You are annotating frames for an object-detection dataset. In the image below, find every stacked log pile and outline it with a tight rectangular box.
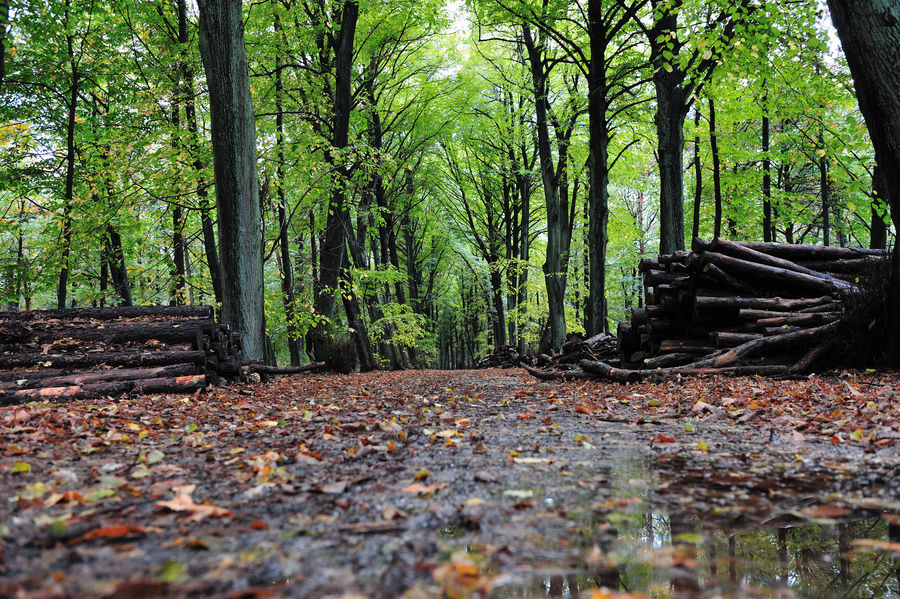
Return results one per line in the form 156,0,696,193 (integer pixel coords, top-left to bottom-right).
0,305,242,405
476,333,617,369
526,239,889,383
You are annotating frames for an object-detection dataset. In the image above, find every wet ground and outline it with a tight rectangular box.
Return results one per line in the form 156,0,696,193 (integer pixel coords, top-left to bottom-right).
0,369,898,598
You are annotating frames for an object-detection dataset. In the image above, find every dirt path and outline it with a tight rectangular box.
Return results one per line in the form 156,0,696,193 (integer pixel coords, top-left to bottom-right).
1,369,898,598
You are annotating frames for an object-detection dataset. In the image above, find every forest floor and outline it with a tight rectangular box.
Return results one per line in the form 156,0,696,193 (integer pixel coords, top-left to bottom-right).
1,368,898,599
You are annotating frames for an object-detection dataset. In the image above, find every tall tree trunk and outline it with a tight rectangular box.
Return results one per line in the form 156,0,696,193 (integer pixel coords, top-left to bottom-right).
170,106,187,305
709,97,723,240
274,13,301,366
197,0,266,362
819,154,831,246
178,0,222,306
691,108,702,242
586,0,609,336
340,252,375,372
105,225,132,306
762,88,773,242
827,1,900,232
310,0,359,361
652,4,687,254
523,24,568,351
57,5,78,310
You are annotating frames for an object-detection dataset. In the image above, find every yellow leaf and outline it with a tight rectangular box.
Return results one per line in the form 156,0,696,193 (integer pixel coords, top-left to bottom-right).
12,461,31,474
698,440,708,452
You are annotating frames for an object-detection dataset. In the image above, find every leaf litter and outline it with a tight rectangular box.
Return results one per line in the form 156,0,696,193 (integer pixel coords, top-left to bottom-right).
0,368,897,598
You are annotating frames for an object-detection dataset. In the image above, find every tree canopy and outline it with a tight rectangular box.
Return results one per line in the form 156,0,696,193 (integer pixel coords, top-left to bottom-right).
0,0,890,366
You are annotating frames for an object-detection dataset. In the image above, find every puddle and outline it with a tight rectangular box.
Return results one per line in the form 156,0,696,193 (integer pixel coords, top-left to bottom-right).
485,455,900,598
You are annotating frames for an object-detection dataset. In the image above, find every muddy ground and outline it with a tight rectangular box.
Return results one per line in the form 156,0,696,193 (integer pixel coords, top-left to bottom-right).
1,369,898,598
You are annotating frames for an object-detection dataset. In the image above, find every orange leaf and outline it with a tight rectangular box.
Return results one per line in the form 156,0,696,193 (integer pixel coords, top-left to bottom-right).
575,405,592,415
156,493,232,521
517,412,534,420
71,524,147,544
654,434,676,443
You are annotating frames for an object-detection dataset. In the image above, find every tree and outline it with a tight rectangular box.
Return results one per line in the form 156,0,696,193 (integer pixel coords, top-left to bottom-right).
827,1,900,243
196,0,266,362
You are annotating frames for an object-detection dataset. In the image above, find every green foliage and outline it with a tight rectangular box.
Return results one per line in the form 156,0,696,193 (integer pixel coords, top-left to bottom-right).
0,0,886,365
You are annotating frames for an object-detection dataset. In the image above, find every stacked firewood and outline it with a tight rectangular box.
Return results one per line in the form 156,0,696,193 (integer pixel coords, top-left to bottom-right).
475,346,534,369
0,305,243,405
476,333,617,370
526,239,889,383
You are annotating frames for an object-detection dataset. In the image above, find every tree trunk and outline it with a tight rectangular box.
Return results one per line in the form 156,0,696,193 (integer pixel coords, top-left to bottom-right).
652,5,687,254
587,0,609,336
709,97,723,240
762,90,773,242
178,0,222,306
523,24,569,351
105,225,133,306
197,0,266,362
57,2,78,310
692,108,702,242
274,13,302,366
310,0,359,361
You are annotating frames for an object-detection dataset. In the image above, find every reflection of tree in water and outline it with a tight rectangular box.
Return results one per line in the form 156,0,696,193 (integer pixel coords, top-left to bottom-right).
489,513,898,597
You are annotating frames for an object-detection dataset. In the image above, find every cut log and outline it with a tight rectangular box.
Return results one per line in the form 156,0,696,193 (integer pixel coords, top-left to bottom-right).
0,320,215,346
709,238,850,286
701,263,758,294
695,295,833,312
737,241,887,261
658,339,717,354
707,321,839,368
0,305,214,322
0,374,206,406
0,350,207,370
245,361,325,375
703,252,853,295
754,313,840,328
0,364,199,390
796,257,887,273
789,339,836,373
642,353,697,368
711,332,764,347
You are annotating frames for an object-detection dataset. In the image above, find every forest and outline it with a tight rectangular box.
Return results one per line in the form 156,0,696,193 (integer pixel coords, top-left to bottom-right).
0,0,894,370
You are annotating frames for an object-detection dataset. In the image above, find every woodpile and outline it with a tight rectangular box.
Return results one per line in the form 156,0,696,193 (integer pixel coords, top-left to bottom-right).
0,305,242,405
476,333,617,369
526,239,890,383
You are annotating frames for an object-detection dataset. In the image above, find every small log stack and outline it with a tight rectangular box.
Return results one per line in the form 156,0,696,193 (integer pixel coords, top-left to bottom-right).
476,333,617,370
526,239,890,383
0,305,243,405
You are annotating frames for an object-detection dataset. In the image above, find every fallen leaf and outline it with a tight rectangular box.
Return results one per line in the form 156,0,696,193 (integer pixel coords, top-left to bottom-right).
403,483,439,496
70,524,147,545
155,493,232,521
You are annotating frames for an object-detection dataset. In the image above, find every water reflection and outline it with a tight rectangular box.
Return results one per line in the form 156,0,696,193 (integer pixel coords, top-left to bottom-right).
489,515,898,598
488,455,899,598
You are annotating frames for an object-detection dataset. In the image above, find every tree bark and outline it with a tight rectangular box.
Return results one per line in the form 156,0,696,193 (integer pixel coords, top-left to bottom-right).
0,349,207,370
523,24,571,351
178,0,222,307
310,0,359,361
762,90,773,242
197,0,266,362
692,109,703,242
586,0,609,336
273,14,302,366
709,97,723,240
57,1,78,309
